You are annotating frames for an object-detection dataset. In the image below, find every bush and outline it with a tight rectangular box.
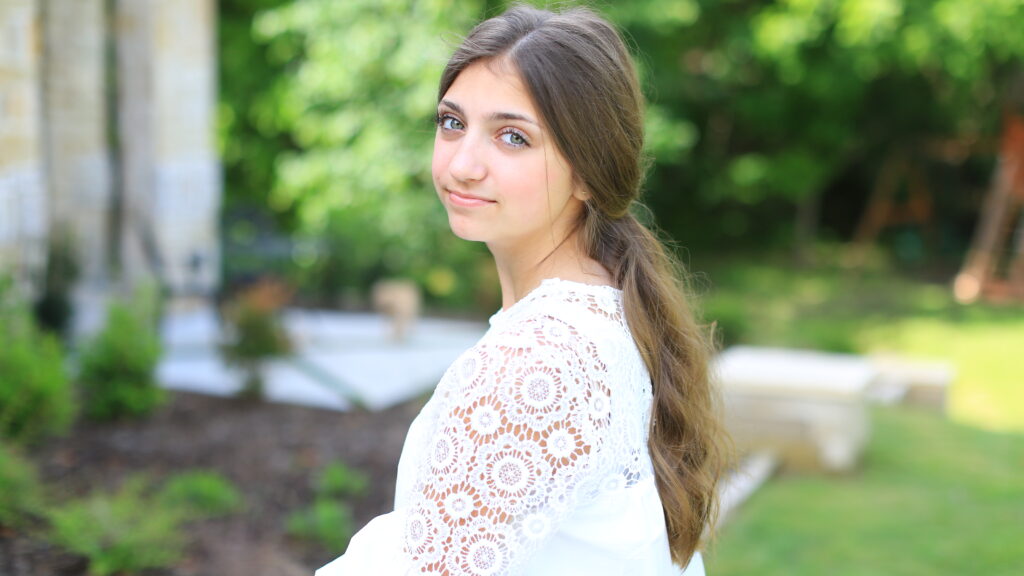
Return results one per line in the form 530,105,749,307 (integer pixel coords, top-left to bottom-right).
158,470,243,519
0,278,75,444
77,294,164,421
316,461,369,499
286,498,356,554
220,278,292,399
47,476,186,576
0,442,46,529
287,460,367,553
48,471,245,575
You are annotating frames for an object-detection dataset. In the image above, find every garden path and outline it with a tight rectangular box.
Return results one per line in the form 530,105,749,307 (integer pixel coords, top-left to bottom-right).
157,305,488,412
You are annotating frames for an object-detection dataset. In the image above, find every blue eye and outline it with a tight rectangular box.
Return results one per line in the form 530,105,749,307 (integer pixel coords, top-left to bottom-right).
437,114,464,131
499,129,529,148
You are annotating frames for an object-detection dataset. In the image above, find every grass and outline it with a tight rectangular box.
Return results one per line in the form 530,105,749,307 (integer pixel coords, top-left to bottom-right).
706,407,1024,575
697,251,1024,575
859,316,1024,432
697,252,1024,432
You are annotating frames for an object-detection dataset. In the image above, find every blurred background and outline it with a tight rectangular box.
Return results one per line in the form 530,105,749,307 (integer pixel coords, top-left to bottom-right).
0,0,1022,575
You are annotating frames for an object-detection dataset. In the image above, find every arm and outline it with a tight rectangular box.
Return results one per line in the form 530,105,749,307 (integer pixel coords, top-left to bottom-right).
403,315,613,575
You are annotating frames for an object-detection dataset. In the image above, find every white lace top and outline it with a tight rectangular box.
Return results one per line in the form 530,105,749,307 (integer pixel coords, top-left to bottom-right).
315,279,706,576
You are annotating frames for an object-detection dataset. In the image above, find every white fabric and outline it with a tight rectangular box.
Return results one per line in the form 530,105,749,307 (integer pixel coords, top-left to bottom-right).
316,278,706,576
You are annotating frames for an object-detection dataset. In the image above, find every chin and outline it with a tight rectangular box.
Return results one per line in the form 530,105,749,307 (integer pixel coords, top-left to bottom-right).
446,216,488,243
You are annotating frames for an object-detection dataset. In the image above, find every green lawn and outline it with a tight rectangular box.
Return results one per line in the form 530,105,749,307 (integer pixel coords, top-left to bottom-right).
697,254,1024,574
859,316,1024,433
706,407,1024,575
698,255,1024,432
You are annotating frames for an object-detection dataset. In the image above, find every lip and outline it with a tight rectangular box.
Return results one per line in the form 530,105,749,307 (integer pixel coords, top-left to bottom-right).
446,188,496,208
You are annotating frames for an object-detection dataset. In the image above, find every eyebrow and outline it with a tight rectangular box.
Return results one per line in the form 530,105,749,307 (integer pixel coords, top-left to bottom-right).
439,99,539,126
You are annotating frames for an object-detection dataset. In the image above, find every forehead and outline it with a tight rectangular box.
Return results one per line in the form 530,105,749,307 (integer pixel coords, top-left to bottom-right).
442,59,538,117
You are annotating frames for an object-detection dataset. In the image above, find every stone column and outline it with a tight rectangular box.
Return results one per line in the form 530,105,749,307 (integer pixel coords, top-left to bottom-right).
115,0,156,291
41,0,111,287
116,0,221,296
0,0,46,294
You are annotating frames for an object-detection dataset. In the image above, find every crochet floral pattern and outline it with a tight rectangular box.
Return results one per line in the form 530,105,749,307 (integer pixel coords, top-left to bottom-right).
398,279,654,575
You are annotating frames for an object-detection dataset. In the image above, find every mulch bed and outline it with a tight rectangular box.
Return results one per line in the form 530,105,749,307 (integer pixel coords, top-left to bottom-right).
0,390,426,576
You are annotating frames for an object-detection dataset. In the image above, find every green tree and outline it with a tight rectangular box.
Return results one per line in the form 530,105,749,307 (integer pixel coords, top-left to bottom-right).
252,0,496,308
608,0,1024,255
219,0,298,223
227,0,1024,298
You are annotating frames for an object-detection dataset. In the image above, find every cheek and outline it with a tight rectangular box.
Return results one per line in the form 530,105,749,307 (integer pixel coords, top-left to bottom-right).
510,159,560,209
431,138,448,184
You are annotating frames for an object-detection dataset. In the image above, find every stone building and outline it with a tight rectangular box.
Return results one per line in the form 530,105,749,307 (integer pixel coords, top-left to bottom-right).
0,0,220,332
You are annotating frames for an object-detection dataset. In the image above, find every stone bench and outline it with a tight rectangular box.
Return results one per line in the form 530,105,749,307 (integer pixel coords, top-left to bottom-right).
715,346,878,473
869,354,954,412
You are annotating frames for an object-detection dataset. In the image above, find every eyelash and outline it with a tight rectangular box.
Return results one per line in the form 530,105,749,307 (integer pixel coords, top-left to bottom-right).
498,128,530,148
435,113,463,131
434,112,531,149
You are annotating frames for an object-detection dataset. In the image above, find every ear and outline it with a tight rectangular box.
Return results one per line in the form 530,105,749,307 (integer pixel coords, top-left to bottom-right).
571,180,590,202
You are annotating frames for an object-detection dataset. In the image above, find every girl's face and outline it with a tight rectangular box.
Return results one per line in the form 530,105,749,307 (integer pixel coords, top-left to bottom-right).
432,60,585,254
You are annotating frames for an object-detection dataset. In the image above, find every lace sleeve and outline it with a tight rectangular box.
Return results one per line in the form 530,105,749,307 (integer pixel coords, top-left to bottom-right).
403,314,614,575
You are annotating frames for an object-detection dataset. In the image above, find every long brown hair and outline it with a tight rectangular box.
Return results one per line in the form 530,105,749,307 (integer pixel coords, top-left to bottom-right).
439,4,730,567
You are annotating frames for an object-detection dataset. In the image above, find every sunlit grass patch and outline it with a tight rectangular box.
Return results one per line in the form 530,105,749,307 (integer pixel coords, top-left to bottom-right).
707,407,1024,576
699,255,1024,432
860,316,1024,433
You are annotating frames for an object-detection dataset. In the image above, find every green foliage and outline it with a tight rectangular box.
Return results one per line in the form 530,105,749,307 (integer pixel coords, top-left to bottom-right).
316,461,370,499
0,442,46,529
77,293,164,421
218,0,298,222
222,0,1024,295
48,477,186,576
286,498,356,554
157,470,244,520
611,0,1024,250
0,278,75,444
244,0,497,309
48,471,245,576
287,460,368,553
221,302,292,363
220,283,293,399
253,0,476,226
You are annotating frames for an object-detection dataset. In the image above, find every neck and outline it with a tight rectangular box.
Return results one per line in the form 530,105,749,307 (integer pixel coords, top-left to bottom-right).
489,228,611,310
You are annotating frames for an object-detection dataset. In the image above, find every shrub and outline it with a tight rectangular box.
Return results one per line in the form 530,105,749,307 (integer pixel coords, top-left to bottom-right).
287,460,367,553
0,278,75,444
286,498,355,554
220,278,292,399
48,476,186,576
0,442,47,529
158,470,243,519
77,294,164,421
316,461,369,499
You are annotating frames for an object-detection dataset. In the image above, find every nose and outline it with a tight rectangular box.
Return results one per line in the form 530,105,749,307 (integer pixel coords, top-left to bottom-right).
448,136,486,183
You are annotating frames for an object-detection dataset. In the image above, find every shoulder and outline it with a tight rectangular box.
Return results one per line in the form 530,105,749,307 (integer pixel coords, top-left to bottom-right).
492,278,627,338
474,279,638,382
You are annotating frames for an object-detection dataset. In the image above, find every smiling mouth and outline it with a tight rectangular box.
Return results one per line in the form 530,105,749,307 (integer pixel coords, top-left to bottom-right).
447,188,496,207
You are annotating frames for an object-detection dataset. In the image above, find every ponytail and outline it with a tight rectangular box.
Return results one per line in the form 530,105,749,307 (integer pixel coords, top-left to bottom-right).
583,210,730,565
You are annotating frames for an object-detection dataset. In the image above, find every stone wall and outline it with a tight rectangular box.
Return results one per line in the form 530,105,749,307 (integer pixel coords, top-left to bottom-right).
0,0,46,293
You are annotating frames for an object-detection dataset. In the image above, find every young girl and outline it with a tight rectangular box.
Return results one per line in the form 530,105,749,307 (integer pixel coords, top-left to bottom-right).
317,5,729,575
